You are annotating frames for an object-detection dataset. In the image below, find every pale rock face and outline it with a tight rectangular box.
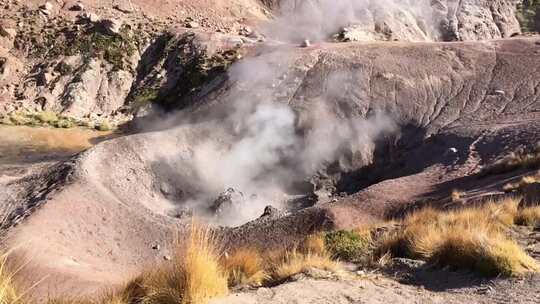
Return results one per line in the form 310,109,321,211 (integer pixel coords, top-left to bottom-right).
61,59,134,119
277,0,521,42
39,2,54,15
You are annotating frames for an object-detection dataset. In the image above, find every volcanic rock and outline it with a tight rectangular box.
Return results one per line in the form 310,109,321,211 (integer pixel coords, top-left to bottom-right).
69,2,84,11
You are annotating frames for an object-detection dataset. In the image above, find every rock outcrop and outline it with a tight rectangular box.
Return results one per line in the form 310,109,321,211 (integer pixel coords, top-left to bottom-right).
0,0,527,129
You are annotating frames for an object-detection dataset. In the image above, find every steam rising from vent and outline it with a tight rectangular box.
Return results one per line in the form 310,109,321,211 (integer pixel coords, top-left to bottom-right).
263,0,445,43
153,0,423,226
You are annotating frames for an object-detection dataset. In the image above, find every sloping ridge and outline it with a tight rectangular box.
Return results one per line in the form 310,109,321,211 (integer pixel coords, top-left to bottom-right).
3,37,540,298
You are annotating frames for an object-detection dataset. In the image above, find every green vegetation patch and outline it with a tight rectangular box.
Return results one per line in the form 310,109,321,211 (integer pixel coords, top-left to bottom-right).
15,17,142,72
0,111,81,129
154,33,240,110
132,87,160,109
324,230,372,261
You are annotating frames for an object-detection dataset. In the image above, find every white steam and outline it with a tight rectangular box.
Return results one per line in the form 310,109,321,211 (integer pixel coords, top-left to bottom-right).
263,0,444,43
155,0,446,226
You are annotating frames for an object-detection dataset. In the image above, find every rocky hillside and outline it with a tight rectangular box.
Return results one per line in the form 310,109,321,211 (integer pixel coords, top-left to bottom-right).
0,0,526,130
2,0,540,302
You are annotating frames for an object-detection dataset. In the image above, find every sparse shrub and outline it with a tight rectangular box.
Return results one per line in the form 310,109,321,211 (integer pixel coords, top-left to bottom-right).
34,111,58,124
378,198,538,276
54,119,74,129
222,247,267,287
324,230,371,261
7,112,32,126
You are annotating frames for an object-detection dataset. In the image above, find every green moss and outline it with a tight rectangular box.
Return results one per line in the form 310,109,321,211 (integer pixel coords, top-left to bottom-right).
17,20,140,72
68,28,137,71
157,34,240,109
132,88,160,109
324,230,371,261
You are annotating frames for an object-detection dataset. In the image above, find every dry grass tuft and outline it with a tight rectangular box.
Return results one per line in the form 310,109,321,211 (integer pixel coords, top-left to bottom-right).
516,206,540,227
379,198,539,276
222,247,267,287
129,223,228,304
0,253,21,304
451,189,465,202
302,234,326,255
270,249,342,282
503,174,540,193
47,293,128,304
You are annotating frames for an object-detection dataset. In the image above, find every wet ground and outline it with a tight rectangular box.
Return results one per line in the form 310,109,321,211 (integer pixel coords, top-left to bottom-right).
0,125,117,178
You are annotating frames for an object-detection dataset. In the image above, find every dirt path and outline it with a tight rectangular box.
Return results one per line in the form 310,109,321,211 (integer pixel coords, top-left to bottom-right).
211,275,480,304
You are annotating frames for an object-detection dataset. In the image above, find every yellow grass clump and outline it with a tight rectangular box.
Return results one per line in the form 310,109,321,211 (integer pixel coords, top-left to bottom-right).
222,247,267,287
47,294,128,304
127,223,228,304
379,198,539,276
516,206,540,227
0,253,21,304
302,234,327,255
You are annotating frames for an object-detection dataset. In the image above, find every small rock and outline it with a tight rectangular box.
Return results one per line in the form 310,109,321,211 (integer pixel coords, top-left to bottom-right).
163,255,171,261
2,28,16,40
476,285,494,295
390,258,426,271
444,147,459,157
152,244,160,250
39,2,53,15
300,39,311,47
186,21,200,29
78,12,100,23
356,270,366,276
69,2,84,11
113,4,133,14
210,188,245,215
260,205,280,218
